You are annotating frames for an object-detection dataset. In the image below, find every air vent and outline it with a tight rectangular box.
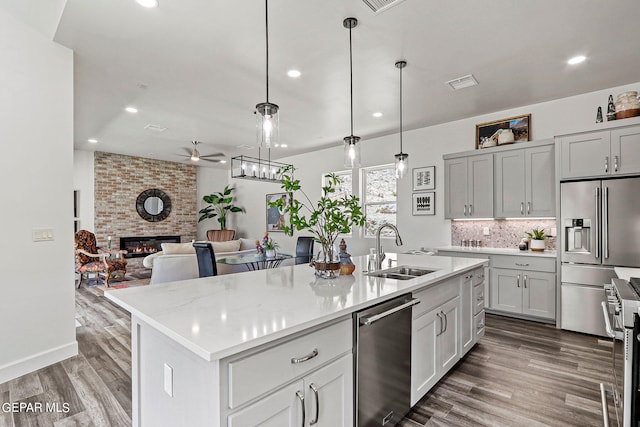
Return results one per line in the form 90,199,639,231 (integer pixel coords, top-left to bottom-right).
144,124,167,132
445,74,479,91
361,0,408,13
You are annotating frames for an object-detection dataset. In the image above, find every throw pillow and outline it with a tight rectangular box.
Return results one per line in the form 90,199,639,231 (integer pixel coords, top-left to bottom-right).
239,238,257,251
212,240,241,254
161,242,196,255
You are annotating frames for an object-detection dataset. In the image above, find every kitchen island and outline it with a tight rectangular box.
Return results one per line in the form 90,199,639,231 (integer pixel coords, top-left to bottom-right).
106,253,487,427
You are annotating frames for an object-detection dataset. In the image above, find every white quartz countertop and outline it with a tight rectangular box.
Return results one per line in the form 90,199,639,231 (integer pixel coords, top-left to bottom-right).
105,254,486,362
436,246,558,258
615,267,640,281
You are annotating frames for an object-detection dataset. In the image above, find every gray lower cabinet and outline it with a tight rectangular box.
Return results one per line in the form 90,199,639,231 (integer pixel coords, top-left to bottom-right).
494,143,554,218
490,268,556,319
444,154,493,219
559,124,640,179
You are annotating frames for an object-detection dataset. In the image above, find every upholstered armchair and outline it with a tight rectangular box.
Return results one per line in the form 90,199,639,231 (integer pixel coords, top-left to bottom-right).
74,230,127,287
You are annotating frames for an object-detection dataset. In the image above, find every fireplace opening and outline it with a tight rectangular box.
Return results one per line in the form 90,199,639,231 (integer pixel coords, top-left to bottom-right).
119,235,181,258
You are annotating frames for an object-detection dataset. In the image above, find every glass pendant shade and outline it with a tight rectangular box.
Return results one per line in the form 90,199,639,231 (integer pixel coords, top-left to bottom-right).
256,102,279,148
344,136,361,168
394,152,409,179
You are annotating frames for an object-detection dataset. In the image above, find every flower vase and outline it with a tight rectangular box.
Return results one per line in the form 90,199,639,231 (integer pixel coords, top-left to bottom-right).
265,249,276,258
313,244,341,279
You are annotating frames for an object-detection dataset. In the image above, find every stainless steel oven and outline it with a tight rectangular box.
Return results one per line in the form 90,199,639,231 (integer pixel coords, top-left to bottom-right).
602,278,640,427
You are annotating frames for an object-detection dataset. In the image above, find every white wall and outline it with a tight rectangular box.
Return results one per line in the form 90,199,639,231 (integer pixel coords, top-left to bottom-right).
73,150,95,232
196,167,235,240
229,81,640,257
0,8,76,383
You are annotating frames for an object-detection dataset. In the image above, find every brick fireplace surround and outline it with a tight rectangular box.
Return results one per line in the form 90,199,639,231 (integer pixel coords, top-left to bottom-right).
94,152,197,275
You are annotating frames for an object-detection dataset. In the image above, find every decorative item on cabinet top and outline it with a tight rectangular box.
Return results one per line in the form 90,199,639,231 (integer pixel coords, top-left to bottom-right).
476,114,531,149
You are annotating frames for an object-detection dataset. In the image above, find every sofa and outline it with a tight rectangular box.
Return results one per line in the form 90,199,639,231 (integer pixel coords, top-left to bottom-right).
142,238,258,284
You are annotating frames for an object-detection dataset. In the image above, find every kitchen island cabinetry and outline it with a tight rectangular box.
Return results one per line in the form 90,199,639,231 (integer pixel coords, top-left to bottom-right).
106,254,488,427
559,124,640,179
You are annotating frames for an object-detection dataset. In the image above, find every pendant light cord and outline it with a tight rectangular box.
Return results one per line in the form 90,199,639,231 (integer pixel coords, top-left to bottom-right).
349,25,354,137
265,0,270,103
399,63,403,153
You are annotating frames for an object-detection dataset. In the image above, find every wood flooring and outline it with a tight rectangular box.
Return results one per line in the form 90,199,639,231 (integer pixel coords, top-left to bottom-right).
0,288,621,426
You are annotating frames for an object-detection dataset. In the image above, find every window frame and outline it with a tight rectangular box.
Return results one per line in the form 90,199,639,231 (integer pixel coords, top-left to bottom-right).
360,163,397,238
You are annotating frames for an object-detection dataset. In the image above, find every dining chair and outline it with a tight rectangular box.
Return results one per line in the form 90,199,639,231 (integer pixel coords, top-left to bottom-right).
295,236,315,265
193,242,218,277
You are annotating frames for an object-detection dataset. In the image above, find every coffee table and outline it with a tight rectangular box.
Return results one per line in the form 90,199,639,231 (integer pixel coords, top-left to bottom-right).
217,253,293,271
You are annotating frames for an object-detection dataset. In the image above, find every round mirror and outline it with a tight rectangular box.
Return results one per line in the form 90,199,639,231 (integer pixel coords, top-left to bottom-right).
136,189,172,222
143,196,164,215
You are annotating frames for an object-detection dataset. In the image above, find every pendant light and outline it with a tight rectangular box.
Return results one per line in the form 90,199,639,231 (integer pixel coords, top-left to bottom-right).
394,60,409,179
255,0,279,148
343,17,361,169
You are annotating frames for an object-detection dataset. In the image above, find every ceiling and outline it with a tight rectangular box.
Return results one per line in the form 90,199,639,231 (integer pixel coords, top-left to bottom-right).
52,0,640,167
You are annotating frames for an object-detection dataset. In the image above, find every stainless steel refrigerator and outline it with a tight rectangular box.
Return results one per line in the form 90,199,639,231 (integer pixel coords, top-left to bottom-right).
561,177,640,336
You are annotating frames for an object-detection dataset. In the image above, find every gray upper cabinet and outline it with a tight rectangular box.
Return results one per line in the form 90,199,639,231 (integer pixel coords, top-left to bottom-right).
494,143,555,218
444,154,493,219
559,124,640,179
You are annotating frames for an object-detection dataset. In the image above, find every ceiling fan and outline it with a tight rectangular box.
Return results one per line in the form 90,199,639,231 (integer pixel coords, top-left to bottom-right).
182,141,226,163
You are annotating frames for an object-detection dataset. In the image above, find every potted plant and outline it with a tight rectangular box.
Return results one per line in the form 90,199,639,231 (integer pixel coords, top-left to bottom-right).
526,228,547,252
198,185,244,230
270,166,366,278
260,233,279,258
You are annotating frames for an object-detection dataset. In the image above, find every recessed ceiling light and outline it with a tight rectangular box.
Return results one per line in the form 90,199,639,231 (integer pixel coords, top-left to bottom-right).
136,0,158,8
568,55,586,65
87,138,98,143
287,70,301,78
280,144,288,148
274,143,280,147
372,112,383,118
125,106,138,113
220,160,227,164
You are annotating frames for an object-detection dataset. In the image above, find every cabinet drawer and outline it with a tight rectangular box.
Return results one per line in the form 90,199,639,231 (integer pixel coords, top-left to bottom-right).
227,319,352,409
471,268,485,286
474,311,485,338
473,284,484,315
413,277,459,318
491,255,555,273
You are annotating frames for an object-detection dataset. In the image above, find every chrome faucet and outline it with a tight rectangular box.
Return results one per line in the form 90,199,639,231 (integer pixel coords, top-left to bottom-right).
375,223,403,270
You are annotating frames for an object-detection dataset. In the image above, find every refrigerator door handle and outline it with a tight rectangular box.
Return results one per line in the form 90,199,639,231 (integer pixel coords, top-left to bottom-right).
595,187,600,260
603,186,609,259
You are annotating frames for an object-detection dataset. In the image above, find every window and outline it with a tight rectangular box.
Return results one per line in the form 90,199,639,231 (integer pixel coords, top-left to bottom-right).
362,165,397,237
322,170,352,201
322,170,353,235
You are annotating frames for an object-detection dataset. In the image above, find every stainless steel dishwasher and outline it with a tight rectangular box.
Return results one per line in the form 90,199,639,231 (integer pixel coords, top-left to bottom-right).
355,294,419,427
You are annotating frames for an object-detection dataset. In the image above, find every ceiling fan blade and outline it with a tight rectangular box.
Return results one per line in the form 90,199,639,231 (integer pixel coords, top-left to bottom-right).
200,158,223,163
200,152,225,158
182,148,192,156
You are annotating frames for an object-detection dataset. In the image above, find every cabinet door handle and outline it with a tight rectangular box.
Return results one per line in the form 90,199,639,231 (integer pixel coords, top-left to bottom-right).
517,274,521,287
469,204,473,216
605,156,609,173
515,263,529,267
309,383,319,425
291,348,318,364
463,204,467,216
436,313,443,336
527,201,531,215
524,275,528,288
296,390,305,427
520,202,524,215
595,187,600,259
614,155,619,172
442,311,448,333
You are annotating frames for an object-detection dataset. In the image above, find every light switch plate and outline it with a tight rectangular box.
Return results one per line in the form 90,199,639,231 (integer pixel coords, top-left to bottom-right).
33,228,54,242
164,364,173,397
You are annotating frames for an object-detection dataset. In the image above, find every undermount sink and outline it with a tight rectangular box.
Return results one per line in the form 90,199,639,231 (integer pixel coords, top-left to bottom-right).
365,265,436,280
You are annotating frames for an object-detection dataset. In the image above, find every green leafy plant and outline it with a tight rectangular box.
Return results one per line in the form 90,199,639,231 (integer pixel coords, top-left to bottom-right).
261,233,279,250
526,228,547,240
198,185,244,230
269,166,366,264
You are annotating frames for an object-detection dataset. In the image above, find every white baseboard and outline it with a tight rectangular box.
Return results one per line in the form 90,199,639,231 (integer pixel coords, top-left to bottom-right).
0,341,78,384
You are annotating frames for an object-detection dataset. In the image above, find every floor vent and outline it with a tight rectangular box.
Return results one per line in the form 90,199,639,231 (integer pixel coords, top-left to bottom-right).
362,0,408,13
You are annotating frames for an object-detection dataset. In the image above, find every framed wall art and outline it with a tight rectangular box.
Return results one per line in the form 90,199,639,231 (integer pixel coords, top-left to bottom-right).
412,166,435,191
266,192,291,232
475,113,531,149
412,192,435,216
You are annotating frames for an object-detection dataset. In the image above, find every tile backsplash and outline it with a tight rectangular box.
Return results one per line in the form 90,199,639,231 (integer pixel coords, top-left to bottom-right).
451,219,557,250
